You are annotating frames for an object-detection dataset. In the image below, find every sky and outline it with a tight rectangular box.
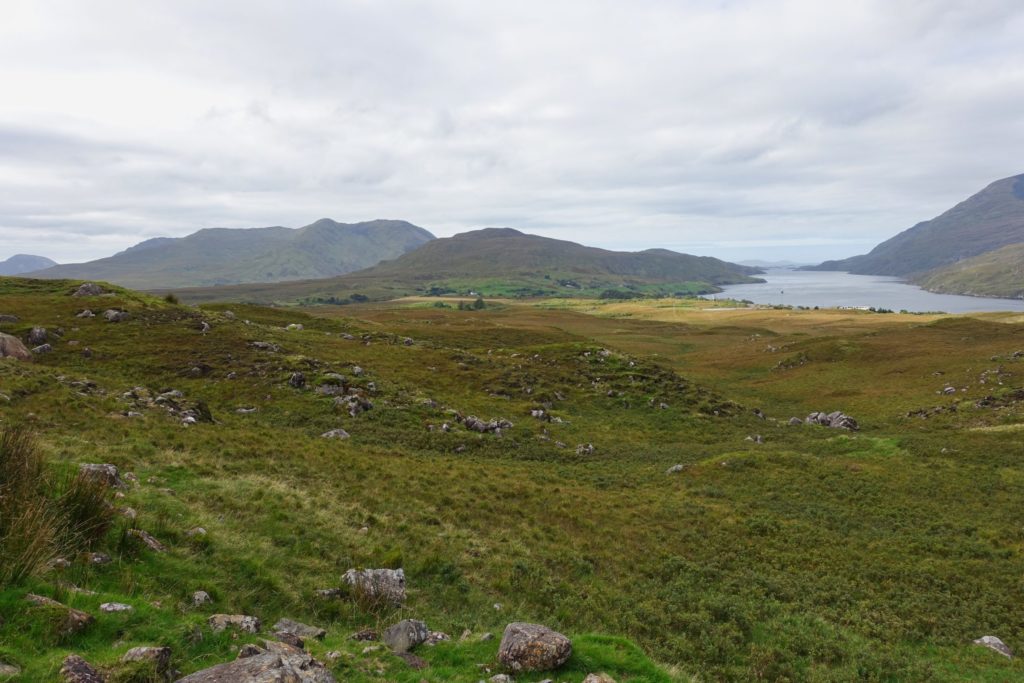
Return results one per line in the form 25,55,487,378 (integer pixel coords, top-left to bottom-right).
1,0,1023,265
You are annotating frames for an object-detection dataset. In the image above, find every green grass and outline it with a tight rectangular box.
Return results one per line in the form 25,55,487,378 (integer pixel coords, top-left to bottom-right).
2,277,1024,680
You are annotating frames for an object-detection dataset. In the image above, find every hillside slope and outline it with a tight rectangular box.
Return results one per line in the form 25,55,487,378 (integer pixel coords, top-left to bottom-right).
913,242,1024,298
0,254,56,275
168,228,763,303
26,219,435,289
811,173,1024,276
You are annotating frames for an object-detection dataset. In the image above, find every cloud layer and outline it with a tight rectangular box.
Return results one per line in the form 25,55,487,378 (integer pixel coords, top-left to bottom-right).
2,0,1023,263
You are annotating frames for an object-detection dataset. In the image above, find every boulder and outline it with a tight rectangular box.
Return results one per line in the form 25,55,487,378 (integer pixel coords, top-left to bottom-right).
208,614,261,633
121,646,171,673
0,661,20,676
382,619,429,653
100,602,133,613
79,463,125,488
176,651,336,682
273,618,326,641
28,326,47,344
192,591,212,607
72,283,105,297
289,372,306,388
806,411,858,431
59,655,104,683
321,428,350,440
497,623,572,673
32,343,52,354
76,309,96,318
575,443,595,456
343,567,406,606
974,635,1013,658
103,309,128,322
0,332,30,360
26,594,94,636
274,631,305,649
666,464,684,474
285,323,304,331
0,314,18,323
788,417,803,426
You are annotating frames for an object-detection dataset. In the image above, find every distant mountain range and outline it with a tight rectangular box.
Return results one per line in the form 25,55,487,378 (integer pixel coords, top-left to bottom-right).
168,227,764,304
0,254,56,275
807,173,1024,297
738,259,809,268
25,219,435,289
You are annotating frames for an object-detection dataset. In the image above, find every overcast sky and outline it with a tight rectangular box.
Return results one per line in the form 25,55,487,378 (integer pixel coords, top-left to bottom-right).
2,0,1023,264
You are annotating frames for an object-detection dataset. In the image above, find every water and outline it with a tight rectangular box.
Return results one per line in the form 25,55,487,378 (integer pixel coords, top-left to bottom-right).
713,269,1024,314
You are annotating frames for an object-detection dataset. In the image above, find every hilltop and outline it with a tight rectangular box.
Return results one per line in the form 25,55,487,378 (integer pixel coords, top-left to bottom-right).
0,254,56,276
25,219,435,289
167,227,763,304
809,174,1024,282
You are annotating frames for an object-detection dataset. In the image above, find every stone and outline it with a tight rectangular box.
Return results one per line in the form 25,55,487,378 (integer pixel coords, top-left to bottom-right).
0,662,20,676
192,590,212,607
274,618,326,640
32,343,53,354
0,332,31,360
28,326,48,344
343,567,406,606
0,314,18,323
26,594,94,636
289,372,306,388
490,676,514,683
79,463,124,488
788,417,803,426
208,613,261,633
237,644,264,658
575,443,595,456
103,309,129,323
350,628,378,641
286,323,304,331
50,557,72,569
666,464,684,474
186,526,207,537
497,623,572,673
320,428,351,440
806,410,858,431
176,651,336,682
100,602,133,613
274,631,305,649
59,654,104,683
85,552,112,565
974,635,1013,658
582,675,617,683
73,283,105,297
250,341,281,352
76,309,96,318
128,528,167,552
424,630,451,646
121,646,171,673
383,619,430,653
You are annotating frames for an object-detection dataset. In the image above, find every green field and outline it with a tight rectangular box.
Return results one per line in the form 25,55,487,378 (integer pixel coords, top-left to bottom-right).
2,277,1024,681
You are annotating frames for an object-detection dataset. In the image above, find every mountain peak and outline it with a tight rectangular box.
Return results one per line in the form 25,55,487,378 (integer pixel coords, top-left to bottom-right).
0,254,57,276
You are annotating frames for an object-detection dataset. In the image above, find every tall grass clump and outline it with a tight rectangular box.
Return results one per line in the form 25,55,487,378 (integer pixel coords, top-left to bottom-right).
0,427,114,587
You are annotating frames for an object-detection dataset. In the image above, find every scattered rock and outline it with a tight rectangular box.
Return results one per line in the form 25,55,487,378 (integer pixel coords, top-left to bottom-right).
974,635,1013,658
480,632,495,642
315,588,343,599
321,428,350,440
0,332,31,360
249,341,280,352
746,434,764,444
0,662,20,676
208,614,261,634
76,309,96,318
236,406,257,414
343,567,406,606
26,594,94,636
788,417,803,426
192,590,212,607
575,443,595,456
100,602,133,613
32,343,52,354
0,314,18,323
223,310,236,319
274,618,326,640
274,631,305,649
289,372,306,388
72,283,105,297
806,411,859,431
497,623,572,673
425,631,451,646
489,675,514,683
60,654,104,683
103,309,129,323
582,674,616,683
461,415,513,434
666,464,685,474
50,557,72,569
199,321,211,333
383,619,429,653
79,463,124,488
28,326,48,344
350,628,378,641
186,526,207,538
176,651,336,682
127,528,167,552
285,323,304,331
84,552,112,565
237,644,264,658
121,646,171,673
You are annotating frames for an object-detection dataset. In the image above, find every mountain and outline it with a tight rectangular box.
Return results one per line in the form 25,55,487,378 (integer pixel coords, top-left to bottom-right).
809,173,1024,276
25,219,435,289
0,254,57,275
738,259,809,268
913,242,1024,299
167,227,763,303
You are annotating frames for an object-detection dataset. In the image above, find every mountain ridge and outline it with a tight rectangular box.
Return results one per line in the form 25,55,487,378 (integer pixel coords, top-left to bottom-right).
0,254,57,275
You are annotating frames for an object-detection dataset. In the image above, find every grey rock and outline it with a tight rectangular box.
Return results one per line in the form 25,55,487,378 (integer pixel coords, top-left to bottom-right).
582,675,617,683
788,417,803,426
28,326,48,344
99,602,133,613
26,594,94,636
0,314,18,323
79,463,124,488
59,654,104,683
237,644,264,658
575,443,595,456
321,428,350,440
72,283,105,297
289,372,306,388
192,590,212,607
121,646,171,673
273,618,326,640
76,309,96,318
128,528,167,552
0,332,31,360
0,662,20,676
382,619,429,653
666,464,685,474
424,630,451,646
285,323,304,331
490,676,514,683
103,309,129,323
85,552,111,565
497,622,572,673
208,613,261,633
176,651,336,682
343,567,406,606
32,343,53,354
974,635,1013,658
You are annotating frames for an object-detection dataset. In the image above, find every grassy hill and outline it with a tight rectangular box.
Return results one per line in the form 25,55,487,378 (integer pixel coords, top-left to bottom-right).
913,242,1024,299
166,228,763,304
2,277,1024,680
0,254,56,276
811,173,1024,276
26,219,435,289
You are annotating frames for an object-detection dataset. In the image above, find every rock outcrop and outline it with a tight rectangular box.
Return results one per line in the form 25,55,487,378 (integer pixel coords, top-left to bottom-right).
497,622,572,673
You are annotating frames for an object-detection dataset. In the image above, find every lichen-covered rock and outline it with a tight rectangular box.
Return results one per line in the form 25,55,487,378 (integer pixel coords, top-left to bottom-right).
60,654,104,683
974,635,1013,658
382,619,429,653
192,590,212,607
321,428,350,440
176,651,336,682
0,332,30,361
343,567,406,606
274,618,326,640
26,594,94,637
497,622,572,673
32,343,52,354
28,326,47,345
100,602,133,613
121,646,171,673
208,613,261,633
582,674,616,683
79,463,124,488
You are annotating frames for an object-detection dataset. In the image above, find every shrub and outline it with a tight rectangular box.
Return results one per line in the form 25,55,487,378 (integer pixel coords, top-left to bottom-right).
56,471,114,552
163,293,179,304
0,427,59,585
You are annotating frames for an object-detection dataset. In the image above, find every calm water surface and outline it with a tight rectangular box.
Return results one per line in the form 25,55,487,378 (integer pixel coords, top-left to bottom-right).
713,269,1024,314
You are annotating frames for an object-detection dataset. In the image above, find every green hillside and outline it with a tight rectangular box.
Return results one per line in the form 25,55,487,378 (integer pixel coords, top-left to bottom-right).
26,219,435,289
913,242,1024,298
811,173,1024,276
2,277,1024,680
167,228,763,304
